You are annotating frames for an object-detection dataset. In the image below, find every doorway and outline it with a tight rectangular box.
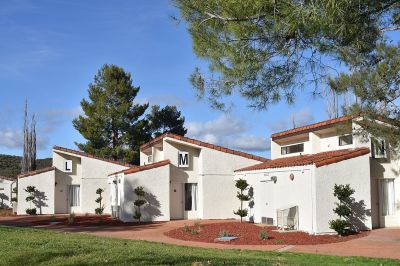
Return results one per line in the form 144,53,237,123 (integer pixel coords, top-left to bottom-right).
170,182,183,219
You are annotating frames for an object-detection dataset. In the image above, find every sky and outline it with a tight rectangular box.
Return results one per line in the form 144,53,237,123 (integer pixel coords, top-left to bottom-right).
0,0,364,159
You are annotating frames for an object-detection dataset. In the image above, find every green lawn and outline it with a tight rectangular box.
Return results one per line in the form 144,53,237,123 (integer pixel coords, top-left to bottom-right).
0,226,397,266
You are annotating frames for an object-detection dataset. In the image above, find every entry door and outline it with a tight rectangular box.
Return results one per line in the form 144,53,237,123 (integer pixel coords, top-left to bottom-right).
170,183,184,219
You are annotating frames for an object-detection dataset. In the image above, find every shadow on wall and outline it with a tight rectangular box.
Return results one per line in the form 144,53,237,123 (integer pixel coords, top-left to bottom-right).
33,190,48,215
0,193,9,208
124,180,163,222
142,192,162,220
346,197,371,231
248,186,255,223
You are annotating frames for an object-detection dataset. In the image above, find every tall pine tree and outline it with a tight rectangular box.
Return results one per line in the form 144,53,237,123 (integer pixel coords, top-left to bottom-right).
21,100,37,173
73,64,150,164
146,105,187,138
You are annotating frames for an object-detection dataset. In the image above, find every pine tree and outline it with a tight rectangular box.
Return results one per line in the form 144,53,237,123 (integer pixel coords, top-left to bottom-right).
73,64,150,164
146,105,187,137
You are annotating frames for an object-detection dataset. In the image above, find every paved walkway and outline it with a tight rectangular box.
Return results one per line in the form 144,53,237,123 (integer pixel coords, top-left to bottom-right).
1,216,400,260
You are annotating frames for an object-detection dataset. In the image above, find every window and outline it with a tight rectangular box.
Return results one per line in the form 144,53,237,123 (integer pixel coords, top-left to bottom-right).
147,155,153,163
339,134,353,146
69,185,80,207
372,138,387,158
380,179,395,216
184,183,198,211
281,143,304,155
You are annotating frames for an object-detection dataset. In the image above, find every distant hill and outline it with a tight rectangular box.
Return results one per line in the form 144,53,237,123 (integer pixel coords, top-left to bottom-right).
0,154,52,178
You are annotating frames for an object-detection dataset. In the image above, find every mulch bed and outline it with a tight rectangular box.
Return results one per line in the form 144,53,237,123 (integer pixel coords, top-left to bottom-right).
31,215,143,227
164,222,370,245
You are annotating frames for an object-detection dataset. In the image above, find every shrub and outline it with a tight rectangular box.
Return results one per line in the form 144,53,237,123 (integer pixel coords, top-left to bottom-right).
183,224,190,233
133,186,146,222
233,179,251,222
67,213,76,225
218,230,231,238
259,229,269,240
329,184,355,236
24,186,36,215
95,188,105,215
191,229,199,235
275,239,285,245
25,208,36,215
194,221,201,229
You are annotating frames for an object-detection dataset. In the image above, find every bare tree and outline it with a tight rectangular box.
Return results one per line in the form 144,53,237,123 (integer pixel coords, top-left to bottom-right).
21,100,37,173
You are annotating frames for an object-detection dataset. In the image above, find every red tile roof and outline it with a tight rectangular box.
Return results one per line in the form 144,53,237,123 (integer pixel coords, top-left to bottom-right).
235,148,370,172
18,167,56,179
108,160,170,176
140,133,268,162
271,115,354,140
53,146,133,167
0,176,17,181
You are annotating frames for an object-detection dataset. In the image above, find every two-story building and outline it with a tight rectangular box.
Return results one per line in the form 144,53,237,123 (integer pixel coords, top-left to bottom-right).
17,147,131,215
236,115,399,234
107,133,266,222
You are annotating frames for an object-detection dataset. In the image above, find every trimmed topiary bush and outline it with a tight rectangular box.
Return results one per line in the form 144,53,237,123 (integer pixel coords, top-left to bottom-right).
233,179,251,222
95,188,105,215
329,184,355,236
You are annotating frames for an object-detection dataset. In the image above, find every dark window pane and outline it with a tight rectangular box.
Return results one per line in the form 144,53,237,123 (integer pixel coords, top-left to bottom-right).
281,143,304,155
339,135,353,146
185,183,192,211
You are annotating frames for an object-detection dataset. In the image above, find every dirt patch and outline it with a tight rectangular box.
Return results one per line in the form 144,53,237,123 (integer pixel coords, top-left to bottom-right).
164,222,370,245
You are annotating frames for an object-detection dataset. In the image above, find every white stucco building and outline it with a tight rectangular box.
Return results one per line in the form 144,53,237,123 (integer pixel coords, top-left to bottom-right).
15,115,400,235
17,146,131,215
0,176,16,209
236,115,400,233
107,133,266,222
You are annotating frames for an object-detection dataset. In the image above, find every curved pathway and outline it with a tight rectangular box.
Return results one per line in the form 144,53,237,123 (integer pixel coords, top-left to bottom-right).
1,216,400,260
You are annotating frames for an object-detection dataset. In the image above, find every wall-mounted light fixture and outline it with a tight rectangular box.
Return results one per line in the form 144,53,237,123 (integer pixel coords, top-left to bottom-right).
260,176,277,184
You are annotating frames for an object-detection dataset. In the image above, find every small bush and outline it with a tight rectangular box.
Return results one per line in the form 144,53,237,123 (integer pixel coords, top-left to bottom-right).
95,207,105,215
183,224,190,233
67,213,75,225
191,229,199,235
329,219,350,236
275,239,285,245
218,230,231,238
25,208,36,215
194,221,201,228
259,229,269,240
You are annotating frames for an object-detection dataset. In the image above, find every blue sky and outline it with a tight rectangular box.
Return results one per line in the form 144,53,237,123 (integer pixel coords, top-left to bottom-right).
0,0,366,159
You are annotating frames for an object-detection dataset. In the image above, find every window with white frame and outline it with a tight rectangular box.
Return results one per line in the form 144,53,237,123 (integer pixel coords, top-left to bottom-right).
372,138,387,158
69,185,80,207
380,179,396,216
184,183,198,211
339,134,353,146
281,143,304,155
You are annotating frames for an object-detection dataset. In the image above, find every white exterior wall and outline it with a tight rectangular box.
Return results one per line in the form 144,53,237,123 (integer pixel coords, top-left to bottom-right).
314,154,372,233
0,179,14,209
237,166,316,233
200,147,262,220
119,164,170,222
52,150,128,214
17,170,55,215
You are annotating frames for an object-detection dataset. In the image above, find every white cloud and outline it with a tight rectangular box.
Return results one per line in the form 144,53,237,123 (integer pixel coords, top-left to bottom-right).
0,128,47,150
268,108,315,133
187,114,270,152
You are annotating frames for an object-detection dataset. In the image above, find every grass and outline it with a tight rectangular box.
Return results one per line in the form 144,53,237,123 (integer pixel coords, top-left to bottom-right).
0,226,398,265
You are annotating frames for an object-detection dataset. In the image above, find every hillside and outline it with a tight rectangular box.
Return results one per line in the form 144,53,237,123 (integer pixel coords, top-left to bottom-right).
0,154,52,178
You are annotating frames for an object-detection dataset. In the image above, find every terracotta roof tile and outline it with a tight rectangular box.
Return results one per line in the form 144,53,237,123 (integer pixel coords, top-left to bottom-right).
53,146,133,167
108,160,170,176
140,133,268,162
235,148,370,172
18,167,56,178
271,115,355,140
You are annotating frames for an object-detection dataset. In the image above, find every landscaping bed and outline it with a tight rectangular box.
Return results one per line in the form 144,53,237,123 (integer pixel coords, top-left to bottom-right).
165,221,370,245
31,215,149,227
